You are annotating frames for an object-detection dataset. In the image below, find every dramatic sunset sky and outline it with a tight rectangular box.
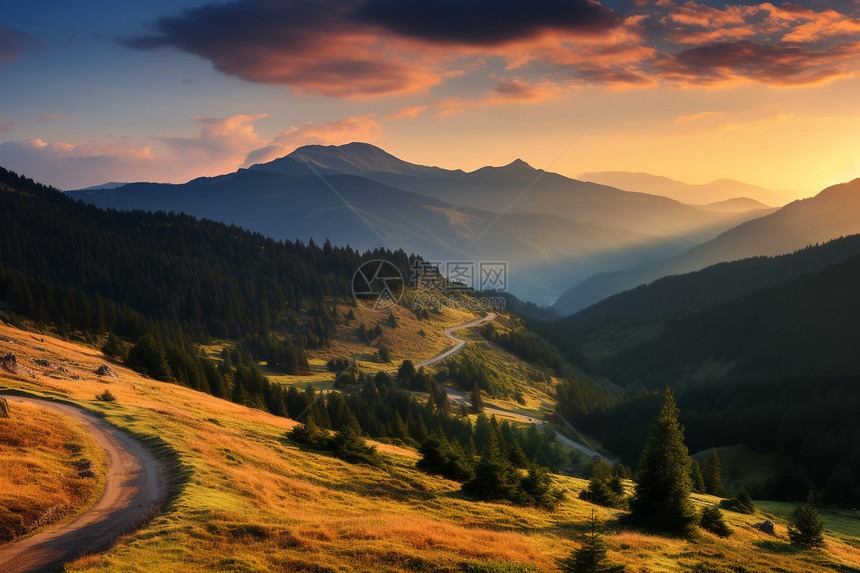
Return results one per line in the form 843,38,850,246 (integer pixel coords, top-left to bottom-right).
1,0,859,194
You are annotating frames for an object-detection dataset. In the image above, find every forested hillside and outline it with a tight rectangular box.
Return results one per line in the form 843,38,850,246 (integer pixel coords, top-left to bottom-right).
564,234,860,326
537,247,860,506
0,166,415,412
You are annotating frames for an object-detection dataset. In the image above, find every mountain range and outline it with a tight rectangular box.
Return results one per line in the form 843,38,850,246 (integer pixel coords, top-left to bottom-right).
553,178,860,315
578,171,794,207
67,143,770,305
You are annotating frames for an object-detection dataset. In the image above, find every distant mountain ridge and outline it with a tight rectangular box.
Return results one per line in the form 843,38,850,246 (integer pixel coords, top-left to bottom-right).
578,171,793,207
563,234,860,326
553,178,860,315
66,143,770,304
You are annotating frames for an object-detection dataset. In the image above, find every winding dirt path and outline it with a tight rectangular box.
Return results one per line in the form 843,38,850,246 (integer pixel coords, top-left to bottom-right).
411,312,615,463
415,313,496,368
0,397,169,573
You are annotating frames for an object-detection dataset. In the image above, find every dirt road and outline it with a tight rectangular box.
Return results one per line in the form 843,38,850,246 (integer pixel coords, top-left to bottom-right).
0,397,169,573
410,312,615,463
415,313,496,368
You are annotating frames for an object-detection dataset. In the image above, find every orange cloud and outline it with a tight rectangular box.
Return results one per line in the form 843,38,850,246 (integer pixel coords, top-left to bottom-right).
119,0,860,98
435,80,560,117
0,115,382,188
243,116,382,165
386,106,427,119
655,40,860,88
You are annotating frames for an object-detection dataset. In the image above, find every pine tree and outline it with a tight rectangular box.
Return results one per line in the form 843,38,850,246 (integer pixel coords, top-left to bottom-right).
629,388,698,534
702,447,727,497
689,458,705,494
471,381,484,413
101,333,126,361
558,511,625,573
787,492,825,548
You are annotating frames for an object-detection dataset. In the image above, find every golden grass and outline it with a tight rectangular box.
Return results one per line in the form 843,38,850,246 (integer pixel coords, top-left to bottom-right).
2,321,859,572
243,297,480,388
0,400,108,542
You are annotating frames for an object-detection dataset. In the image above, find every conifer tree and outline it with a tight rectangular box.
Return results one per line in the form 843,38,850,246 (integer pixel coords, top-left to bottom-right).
689,458,705,494
471,381,484,413
558,511,625,573
702,447,727,497
788,492,825,548
629,388,698,534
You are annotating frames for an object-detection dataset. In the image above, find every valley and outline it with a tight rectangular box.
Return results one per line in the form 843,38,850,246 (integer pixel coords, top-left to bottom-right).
4,1,860,570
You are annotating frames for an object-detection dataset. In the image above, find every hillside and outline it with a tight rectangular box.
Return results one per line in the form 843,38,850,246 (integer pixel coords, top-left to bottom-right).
555,178,860,315
563,234,860,326
0,163,595,462
3,323,860,572
67,143,768,304
544,252,860,506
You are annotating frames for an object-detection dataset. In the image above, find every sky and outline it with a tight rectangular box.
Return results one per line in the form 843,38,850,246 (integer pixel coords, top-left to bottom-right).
1,0,859,195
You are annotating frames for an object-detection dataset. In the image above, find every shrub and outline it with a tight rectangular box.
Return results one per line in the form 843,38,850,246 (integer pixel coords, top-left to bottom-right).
96,390,116,402
700,505,731,537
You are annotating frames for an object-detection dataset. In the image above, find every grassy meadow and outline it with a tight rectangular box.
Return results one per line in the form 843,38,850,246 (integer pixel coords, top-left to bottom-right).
1,321,859,572
0,398,108,542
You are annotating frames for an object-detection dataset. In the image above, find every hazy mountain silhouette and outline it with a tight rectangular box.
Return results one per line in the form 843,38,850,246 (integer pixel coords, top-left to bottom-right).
578,171,793,207
554,178,860,315
563,234,860,326
68,143,769,304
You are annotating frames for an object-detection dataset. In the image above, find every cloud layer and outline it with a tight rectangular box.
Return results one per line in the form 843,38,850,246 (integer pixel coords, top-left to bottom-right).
120,0,860,98
0,115,382,188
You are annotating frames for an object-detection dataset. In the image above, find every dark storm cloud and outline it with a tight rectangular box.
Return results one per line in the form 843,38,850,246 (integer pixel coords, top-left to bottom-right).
351,0,620,45
657,40,860,86
119,0,860,95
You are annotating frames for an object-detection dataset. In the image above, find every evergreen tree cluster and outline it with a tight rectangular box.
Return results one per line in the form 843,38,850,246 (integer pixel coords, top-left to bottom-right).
579,459,627,509
480,323,565,375
287,369,564,470
542,248,860,507
0,166,415,344
0,166,421,420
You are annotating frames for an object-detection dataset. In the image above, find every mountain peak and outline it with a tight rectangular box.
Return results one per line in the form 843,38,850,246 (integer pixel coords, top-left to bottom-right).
506,158,534,169
250,141,455,178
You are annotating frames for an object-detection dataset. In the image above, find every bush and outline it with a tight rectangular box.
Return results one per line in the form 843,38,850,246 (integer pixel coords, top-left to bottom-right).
700,505,731,537
720,487,755,514
327,427,382,466
96,390,116,402
287,419,329,447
